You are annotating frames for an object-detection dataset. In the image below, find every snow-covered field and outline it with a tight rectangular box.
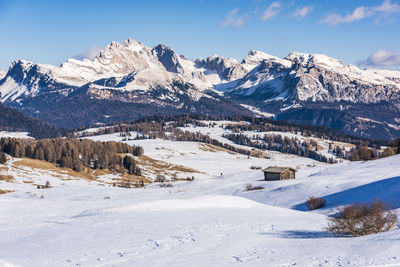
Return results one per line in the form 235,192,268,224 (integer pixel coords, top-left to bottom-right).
0,131,32,139
0,135,400,266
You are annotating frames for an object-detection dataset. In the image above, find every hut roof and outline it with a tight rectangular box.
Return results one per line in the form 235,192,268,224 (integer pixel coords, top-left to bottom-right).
263,166,296,173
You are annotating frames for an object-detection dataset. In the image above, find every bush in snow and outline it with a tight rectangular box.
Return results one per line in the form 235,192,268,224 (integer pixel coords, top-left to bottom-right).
37,180,52,189
327,200,397,236
244,183,263,191
380,147,395,158
155,174,167,183
159,183,173,188
306,197,326,210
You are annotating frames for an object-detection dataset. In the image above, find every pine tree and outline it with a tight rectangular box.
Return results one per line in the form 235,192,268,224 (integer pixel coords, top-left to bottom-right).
397,139,400,154
0,152,6,163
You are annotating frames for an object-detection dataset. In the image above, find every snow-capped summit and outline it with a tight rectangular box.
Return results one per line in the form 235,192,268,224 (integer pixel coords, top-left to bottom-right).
243,50,292,69
195,54,248,81
1,37,400,139
0,70,6,80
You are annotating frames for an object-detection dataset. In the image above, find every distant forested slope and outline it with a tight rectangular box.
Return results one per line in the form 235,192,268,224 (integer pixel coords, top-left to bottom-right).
0,102,63,139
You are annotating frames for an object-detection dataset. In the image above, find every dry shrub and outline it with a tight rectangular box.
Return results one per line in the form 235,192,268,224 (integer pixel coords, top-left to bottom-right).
250,166,262,170
37,180,52,189
0,189,14,194
327,200,398,236
306,197,326,210
244,183,263,191
155,174,167,183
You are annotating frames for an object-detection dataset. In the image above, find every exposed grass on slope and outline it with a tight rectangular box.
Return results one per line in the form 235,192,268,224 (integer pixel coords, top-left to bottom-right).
13,158,98,181
0,174,15,183
136,155,203,181
198,143,236,154
0,189,14,194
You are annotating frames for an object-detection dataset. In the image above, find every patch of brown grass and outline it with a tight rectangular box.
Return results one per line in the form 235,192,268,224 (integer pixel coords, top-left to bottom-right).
138,155,201,174
14,158,101,181
198,143,236,154
13,157,151,187
0,189,14,194
0,166,8,171
0,175,15,183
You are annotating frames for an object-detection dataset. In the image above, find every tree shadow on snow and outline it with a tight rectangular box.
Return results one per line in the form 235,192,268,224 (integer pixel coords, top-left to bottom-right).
292,176,400,211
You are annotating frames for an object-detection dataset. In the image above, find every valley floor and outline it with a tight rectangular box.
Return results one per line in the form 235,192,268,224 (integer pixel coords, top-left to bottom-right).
0,137,400,266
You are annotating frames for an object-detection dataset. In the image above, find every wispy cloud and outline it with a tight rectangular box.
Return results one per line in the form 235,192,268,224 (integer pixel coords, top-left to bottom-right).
261,1,281,21
361,50,400,68
74,46,102,60
321,0,400,26
221,7,245,28
292,6,314,19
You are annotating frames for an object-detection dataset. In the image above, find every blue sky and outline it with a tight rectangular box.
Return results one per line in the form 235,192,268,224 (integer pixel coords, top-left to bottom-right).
1,0,400,71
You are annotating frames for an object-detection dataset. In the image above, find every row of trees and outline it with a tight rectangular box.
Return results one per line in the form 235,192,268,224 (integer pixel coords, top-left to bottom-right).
223,133,336,163
71,114,399,162
0,138,143,175
74,114,383,148
350,146,396,161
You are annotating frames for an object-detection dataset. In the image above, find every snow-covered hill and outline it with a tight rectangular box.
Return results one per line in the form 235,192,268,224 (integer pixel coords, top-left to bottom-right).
1,38,400,138
0,133,399,266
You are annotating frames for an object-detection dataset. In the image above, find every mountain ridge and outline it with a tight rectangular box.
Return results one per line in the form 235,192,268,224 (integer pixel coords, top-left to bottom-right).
1,37,400,139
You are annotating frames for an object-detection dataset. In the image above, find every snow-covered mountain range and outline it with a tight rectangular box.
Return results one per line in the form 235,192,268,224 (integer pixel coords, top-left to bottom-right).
1,38,400,139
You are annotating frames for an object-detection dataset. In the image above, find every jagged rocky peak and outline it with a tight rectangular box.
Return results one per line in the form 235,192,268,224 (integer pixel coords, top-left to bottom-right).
0,70,5,80
153,44,185,74
243,50,292,68
195,54,247,81
4,59,49,84
89,38,155,73
285,52,346,70
5,60,30,82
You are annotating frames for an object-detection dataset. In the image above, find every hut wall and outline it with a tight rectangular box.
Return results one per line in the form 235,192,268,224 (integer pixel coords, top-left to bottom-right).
264,172,281,181
280,169,295,180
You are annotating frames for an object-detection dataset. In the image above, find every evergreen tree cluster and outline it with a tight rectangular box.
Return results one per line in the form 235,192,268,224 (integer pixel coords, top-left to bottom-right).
387,138,400,154
0,152,6,163
0,138,143,175
0,102,64,139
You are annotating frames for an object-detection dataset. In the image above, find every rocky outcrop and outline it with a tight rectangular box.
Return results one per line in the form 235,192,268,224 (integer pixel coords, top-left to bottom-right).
1,38,400,138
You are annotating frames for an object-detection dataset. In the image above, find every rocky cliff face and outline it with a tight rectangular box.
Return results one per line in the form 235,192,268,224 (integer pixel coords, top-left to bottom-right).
1,38,400,139
226,52,400,106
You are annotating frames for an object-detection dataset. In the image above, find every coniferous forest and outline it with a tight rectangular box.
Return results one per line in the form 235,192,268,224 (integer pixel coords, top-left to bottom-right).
0,138,143,175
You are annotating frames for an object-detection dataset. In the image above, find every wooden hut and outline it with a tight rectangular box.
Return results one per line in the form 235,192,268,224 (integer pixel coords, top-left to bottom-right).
263,166,296,181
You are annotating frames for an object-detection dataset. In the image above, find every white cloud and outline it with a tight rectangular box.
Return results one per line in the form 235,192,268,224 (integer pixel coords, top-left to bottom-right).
293,5,314,19
74,46,102,60
321,0,400,26
221,8,245,28
261,2,281,21
363,50,400,68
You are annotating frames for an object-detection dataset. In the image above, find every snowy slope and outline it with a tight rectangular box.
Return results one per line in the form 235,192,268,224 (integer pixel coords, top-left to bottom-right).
0,131,32,139
1,133,400,266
